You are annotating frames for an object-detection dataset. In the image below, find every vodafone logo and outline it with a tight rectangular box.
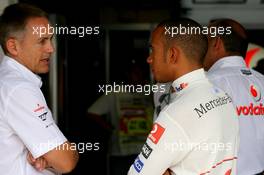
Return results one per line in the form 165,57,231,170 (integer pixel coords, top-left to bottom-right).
236,85,263,116
148,123,165,144
151,124,158,134
236,103,264,116
250,85,261,102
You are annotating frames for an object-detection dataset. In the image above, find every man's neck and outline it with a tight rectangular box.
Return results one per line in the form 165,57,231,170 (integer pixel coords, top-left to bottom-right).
174,64,203,81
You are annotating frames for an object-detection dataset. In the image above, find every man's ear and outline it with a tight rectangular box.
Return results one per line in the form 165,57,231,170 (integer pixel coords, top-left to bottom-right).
168,47,179,64
6,38,19,56
213,36,227,54
214,36,223,50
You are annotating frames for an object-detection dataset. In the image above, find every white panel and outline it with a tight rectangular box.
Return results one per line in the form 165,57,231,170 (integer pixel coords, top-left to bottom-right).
183,8,264,29
182,0,264,28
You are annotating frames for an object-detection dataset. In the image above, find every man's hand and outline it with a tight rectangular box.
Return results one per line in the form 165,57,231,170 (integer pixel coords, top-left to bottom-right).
163,169,172,175
27,152,49,171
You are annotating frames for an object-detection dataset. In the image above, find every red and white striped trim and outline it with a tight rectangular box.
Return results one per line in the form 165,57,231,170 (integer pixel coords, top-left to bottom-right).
199,157,237,175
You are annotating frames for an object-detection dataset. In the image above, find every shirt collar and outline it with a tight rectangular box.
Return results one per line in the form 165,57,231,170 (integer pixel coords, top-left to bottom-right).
208,56,246,73
171,68,206,94
3,56,42,87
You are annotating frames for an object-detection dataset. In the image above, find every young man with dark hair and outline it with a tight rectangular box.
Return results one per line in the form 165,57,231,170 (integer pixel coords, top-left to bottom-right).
128,18,239,175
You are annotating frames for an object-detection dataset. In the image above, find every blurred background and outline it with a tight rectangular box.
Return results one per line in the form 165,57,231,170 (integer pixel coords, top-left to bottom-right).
0,0,264,174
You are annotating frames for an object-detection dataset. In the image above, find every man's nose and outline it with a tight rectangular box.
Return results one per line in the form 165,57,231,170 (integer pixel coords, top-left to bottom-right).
47,42,55,53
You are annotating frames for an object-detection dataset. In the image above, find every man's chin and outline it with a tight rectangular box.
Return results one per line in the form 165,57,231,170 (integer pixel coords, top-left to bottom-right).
35,68,49,74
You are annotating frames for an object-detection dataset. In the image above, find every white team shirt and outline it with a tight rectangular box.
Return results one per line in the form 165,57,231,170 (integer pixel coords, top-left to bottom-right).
128,69,239,175
207,56,264,175
0,56,67,175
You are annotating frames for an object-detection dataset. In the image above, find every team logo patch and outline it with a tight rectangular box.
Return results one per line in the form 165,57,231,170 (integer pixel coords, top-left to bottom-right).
250,84,261,102
148,123,165,144
133,157,144,173
141,143,153,159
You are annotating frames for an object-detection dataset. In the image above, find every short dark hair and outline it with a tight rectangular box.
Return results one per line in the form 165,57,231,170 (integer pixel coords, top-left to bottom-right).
0,3,48,54
157,18,208,64
210,18,248,58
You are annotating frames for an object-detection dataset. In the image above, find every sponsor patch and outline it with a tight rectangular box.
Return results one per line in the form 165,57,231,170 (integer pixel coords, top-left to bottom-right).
34,104,45,112
133,157,144,173
236,85,263,116
38,112,47,121
148,123,165,144
240,69,252,75
250,84,261,102
236,103,264,116
175,83,188,92
141,143,153,159
194,93,232,118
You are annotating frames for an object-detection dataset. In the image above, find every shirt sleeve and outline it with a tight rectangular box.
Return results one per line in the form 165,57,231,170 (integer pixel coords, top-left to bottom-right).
5,83,67,158
128,112,190,175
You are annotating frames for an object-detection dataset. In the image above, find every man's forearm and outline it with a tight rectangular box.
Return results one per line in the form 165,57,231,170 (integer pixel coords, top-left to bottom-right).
43,141,79,173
